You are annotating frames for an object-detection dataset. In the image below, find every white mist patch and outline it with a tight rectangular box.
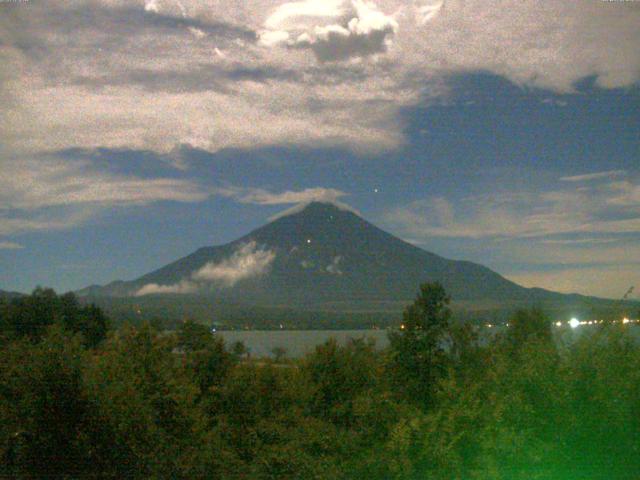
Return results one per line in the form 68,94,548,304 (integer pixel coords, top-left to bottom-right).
192,241,276,287
135,279,197,296
134,241,276,295
326,255,343,275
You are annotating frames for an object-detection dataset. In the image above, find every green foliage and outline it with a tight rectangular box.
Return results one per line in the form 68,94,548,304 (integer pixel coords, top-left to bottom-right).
177,319,212,351
272,345,288,362
0,288,108,347
1,283,639,479
0,326,94,477
303,337,380,426
389,282,452,408
231,339,249,359
504,307,553,352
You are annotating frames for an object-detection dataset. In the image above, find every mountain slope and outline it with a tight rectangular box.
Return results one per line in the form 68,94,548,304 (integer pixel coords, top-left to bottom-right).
0,289,25,300
78,202,597,311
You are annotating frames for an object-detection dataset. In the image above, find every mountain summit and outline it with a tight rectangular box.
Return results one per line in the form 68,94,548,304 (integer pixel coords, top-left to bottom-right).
78,201,586,310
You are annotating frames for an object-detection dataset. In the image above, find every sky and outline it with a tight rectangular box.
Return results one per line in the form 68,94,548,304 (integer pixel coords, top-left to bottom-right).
0,0,638,299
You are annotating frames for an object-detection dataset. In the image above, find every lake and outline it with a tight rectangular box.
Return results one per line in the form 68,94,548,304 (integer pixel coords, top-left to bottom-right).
216,322,640,358
216,329,390,358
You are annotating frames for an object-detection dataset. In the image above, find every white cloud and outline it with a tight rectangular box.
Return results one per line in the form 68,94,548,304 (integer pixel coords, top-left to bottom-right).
0,0,638,169
607,180,640,207
268,199,360,221
0,208,97,237
415,0,444,25
0,241,24,250
231,187,347,205
0,157,209,211
0,153,210,236
326,255,343,274
259,29,291,47
261,0,399,61
135,241,276,295
135,279,197,296
264,0,347,30
560,170,626,182
192,241,276,287
385,175,640,240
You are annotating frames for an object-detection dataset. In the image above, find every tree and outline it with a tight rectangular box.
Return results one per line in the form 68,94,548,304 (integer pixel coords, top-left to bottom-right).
303,337,379,426
504,307,552,352
59,293,109,348
272,346,287,363
231,340,249,360
177,319,212,352
388,282,452,408
0,289,108,347
0,326,94,477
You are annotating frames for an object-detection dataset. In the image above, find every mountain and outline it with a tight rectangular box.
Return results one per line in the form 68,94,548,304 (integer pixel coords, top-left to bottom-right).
78,202,610,318
0,289,25,300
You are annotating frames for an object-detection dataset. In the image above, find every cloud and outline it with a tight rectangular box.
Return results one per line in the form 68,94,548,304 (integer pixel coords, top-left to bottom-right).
560,170,626,182
192,241,276,287
135,279,197,296
269,199,360,221
0,208,97,237
0,157,208,211
0,241,24,250
326,255,343,274
230,187,347,205
607,180,640,207
415,0,444,25
261,0,399,62
135,241,276,295
384,175,640,240
0,153,209,236
211,185,360,220
539,238,620,246
1,0,639,164
504,266,639,300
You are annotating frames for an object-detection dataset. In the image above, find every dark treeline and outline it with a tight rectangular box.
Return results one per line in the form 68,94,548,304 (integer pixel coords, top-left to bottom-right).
1,284,639,478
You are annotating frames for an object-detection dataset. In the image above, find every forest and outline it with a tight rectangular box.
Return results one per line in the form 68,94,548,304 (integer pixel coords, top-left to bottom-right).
1,284,639,479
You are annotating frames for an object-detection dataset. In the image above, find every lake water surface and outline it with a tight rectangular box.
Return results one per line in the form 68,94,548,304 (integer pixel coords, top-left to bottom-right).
217,323,640,358
217,329,390,358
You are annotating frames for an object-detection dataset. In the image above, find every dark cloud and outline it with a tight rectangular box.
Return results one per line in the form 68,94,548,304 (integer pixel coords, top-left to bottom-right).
293,23,396,62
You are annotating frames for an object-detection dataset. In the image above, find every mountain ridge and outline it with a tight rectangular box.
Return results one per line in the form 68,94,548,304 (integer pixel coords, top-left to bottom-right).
77,201,604,311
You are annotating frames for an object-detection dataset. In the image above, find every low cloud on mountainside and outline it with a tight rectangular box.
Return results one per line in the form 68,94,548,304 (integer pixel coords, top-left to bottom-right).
135,241,276,296
192,241,276,287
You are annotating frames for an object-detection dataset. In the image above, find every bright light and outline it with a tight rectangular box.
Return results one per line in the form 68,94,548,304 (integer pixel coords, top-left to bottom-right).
555,321,562,327
623,317,630,324
569,318,580,329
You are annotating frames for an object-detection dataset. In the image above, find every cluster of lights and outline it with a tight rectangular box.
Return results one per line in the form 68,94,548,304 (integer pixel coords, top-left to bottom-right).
561,317,639,329
482,318,639,329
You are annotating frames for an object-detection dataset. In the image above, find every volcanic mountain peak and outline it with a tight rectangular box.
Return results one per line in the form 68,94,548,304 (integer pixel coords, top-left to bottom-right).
268,200,361,222
77,201,599,310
